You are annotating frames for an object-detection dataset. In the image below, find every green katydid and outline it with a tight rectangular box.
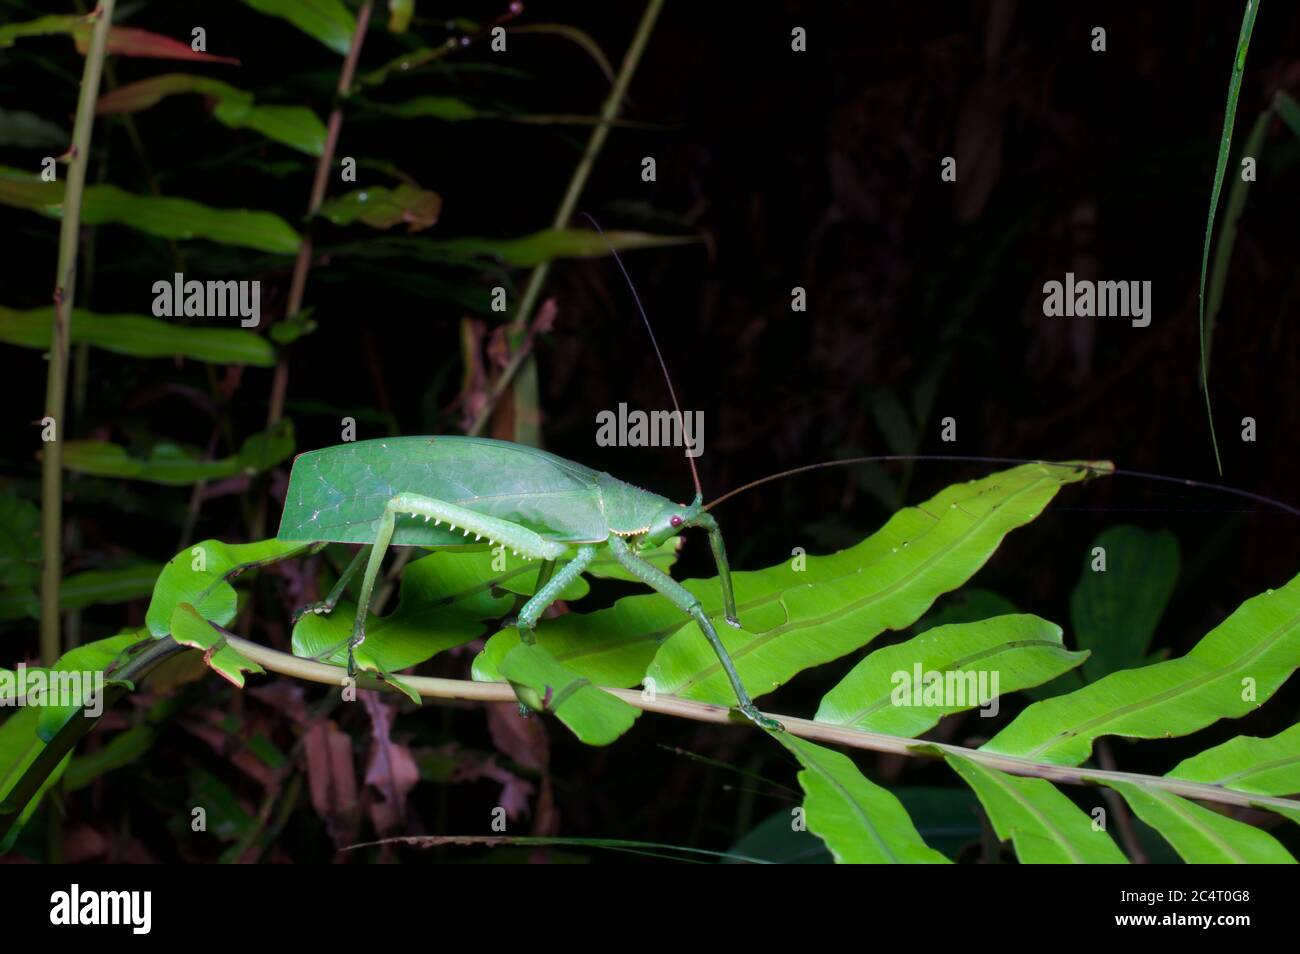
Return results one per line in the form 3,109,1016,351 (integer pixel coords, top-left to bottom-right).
276,226,779,730
275,436,777,727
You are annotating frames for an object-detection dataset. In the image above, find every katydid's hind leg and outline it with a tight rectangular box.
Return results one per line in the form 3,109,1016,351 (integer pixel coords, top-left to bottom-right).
606,535,782,731
346,516,398,679
362,491,570,655
293,544,369,623
344,492,568,677
515,548,594,645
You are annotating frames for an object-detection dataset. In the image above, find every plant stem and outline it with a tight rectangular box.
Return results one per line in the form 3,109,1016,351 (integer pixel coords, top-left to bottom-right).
265,0,375,434
468,0,665,441
250,1,374,544
39,0,115,666
222,632,1300,817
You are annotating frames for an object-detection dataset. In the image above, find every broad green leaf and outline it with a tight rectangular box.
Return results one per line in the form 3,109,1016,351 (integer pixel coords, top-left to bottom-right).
778,734,949,863
0,108,65,148
650,461,1107,704
1103,779,1294,864
1167,724,1300,797
215,101,327,157
17,632,143,743
498,643,639,746
80,185,301,253
471,539,685,683
984,570,1300,766
63,422,293,485
1070,525,1179,681
99,74,326,156
0,167,300,253
241,0,356,55
0,633,139,843
416,228,696,268
945,753,1127,863
145,538,313,638
0,305,277,366
317,185,441,231
0,708,65,853
170,603,265,687
814,614,1086,737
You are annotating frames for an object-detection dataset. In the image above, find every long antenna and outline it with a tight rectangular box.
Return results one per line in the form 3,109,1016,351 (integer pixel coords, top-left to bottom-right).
704,454,1300,518
582,212,703,499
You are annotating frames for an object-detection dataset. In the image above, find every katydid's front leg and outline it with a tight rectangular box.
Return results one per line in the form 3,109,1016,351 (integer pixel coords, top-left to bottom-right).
345,492,569,678
605,534,782,731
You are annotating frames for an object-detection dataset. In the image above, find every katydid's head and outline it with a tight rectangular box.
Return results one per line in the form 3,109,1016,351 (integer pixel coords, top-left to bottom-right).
642,494,707,549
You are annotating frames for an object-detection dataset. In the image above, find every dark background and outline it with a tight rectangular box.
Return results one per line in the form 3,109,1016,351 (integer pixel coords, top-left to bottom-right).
2,0,1299,862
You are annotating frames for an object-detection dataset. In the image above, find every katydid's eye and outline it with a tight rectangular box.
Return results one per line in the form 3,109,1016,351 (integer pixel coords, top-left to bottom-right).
670,515,683,528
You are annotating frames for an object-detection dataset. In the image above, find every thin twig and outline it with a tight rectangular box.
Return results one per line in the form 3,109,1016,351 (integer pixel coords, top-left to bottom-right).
265,0,375,434
250,1,375,545
467,0,665,439
221,632,1300,817
39,0,115,665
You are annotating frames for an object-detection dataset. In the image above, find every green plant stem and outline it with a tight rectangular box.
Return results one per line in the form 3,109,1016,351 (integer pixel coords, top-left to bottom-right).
1198,0,1260,476
250,0,374,546
265,0,375,434
39,0,115,666
222,632,1300,817
467,0,665,441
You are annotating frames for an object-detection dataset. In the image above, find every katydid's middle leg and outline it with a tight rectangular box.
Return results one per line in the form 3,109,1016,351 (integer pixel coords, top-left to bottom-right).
605,535,782,731
294,544,369,623
515,547,594,644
